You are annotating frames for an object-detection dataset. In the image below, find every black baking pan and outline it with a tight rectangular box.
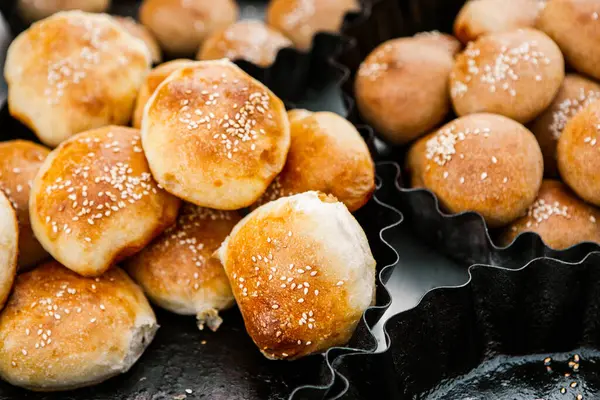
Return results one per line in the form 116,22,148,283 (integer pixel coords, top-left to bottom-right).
334,0,600,267
330,251,600,399
0,2,402,399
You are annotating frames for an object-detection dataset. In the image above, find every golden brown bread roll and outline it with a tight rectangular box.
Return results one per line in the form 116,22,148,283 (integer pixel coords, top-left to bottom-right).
557,101,600,206
197,20,292,67
254,110,375,212
450,28,564,124
113,16,162,64
454,0,546,44
217,191,376,360
537,0,600,80
266,0,360,50
4,11,152,148
530,74,600,178
16,0,111,22
355,35,455,145
0,261,158,391
0,191,18,311
0,141,51,270
420,113,543,227
132,59,196,129
29,126,181,277
500,180,600,249
126,205,241,331
141,60,291,210
139,0,238,57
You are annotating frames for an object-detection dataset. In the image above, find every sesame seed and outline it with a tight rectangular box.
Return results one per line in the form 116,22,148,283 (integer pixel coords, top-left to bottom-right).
21,349,27,356
481,172,488,181
185,389,193,394
298,298,304,303
272,304,279,309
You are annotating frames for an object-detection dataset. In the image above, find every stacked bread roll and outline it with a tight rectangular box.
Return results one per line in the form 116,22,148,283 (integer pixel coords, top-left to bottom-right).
355,0,600,250
0,5,376,391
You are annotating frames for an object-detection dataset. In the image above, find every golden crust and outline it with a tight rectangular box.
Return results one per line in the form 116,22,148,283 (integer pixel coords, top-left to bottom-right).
254,110,375,212
0,191,18,311
29,126,181,277
454,0,545,44
355,36,455,144
537,0,600,80
139,0,238,56
405,131,436,189
530,74,600,178
450,28,564,124
421,113,543,228
17,0,111,22
4,11,151,148
412,31,462,58
113,16,162,64
266,0,360,50
141,60,290,210
197,20,292,68
0,261,157,391
132,59,196,129
0,141,51,270
500,180,600,249
125,204,240,323
218,192,376,360
557,101,600,206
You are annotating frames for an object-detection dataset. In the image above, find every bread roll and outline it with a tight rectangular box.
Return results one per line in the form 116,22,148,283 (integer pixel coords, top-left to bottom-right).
197,20,292,67
139,0,238,56
557,101,600,206
217,191,376,360
537,0,600,80
17,0,111,22
454,0,546,44
126,205,240,331
0,191,18,311
113,16,162,64
0,261,157,391
254,110,375,211
4,11,152,147
141,60,290,210
450,28,564,124
421,113,543,227
30,126,181,277
530,74,600,177
500,180,600,249
267,0,360,50
0,141,51,270
132,59,196,129
355,35,455,144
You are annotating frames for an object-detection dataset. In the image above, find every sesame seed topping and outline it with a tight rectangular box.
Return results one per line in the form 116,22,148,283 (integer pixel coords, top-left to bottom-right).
480,172,488,181
525,198,570,227
550,89,600,139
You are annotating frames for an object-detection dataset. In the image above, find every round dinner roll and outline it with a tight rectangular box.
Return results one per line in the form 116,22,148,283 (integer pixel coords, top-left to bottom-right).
30,126,181,277
217,191,376,360
0,261,158,391
254,110,375,212
141,60,291,210
500,180,600,249
197,20,292,67
355,35,456,145
126,205,241,331
530,74,600,178
4,11,152,148
557,101,600,206
537,0,600,80
139,0,238,57
267,0,360,50
0,191,18,311
16,0,111,22
454,0,546,44
422,113,543,228
113,16,162,64
132,59,196,129
0,141,51,270
450,28,564,124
